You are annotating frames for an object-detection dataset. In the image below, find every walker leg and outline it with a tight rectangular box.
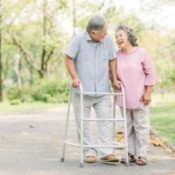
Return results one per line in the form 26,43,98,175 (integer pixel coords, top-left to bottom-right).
60,157,65,162
79,163,84,168
124,162,130,167
60,143,66,162
112,96,116,155
79,91,85,168
60,89,72,162
122,86,130,167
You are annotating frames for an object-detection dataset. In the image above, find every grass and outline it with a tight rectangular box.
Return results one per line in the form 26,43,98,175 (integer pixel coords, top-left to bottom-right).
0,101,66,115
150,93,175,144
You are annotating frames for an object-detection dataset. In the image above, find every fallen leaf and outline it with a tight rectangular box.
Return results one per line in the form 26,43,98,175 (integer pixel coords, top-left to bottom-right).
29,124,35,128
149,136,163,146
115,132,124,141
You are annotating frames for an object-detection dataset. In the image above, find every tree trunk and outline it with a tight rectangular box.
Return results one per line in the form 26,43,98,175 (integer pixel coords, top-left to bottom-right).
72,0,76,35
41,0,47,72
14,54,22,89
0,0,2,102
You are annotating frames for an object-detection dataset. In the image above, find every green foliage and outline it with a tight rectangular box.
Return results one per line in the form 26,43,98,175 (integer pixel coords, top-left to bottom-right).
30,78,69,103
6,86,30,102
5,78,70,103
1,0,175,103
9,99,21,105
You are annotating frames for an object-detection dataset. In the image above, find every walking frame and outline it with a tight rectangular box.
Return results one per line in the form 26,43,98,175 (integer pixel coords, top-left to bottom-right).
60,83,129,167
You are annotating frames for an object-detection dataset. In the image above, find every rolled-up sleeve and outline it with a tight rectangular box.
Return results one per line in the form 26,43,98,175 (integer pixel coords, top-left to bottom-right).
65,35,79,60
142,50,158,85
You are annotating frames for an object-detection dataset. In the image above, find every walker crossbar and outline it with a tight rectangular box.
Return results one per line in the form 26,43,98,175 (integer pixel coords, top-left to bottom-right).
83,118,125,121
65,142,126,148
82,92,123,95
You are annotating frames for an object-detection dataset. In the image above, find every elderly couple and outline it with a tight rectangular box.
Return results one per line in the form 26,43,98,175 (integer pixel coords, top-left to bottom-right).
65,15,157,166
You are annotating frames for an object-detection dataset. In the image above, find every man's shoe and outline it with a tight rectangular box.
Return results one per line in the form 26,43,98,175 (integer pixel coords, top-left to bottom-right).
100,154,119,162
84,156,96,163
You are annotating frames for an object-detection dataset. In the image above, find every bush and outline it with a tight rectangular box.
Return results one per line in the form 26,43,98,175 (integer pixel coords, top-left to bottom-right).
9,99,21,105
6,87,21,100
6,86,30,102
5,77,70,103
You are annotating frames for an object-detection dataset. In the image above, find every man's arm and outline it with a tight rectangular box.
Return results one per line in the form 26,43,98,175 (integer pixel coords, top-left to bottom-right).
65,55,80,88
109,59,121,88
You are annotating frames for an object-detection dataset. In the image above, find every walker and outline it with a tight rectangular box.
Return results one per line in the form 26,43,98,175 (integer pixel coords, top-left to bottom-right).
60,83,129,167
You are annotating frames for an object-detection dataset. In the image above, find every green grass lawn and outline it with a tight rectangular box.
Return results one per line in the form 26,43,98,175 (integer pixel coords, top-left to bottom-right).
0,101,66,114
150,93,175,144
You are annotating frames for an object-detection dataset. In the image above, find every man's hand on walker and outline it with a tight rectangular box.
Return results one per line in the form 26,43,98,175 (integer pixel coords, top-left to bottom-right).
72,79,81,88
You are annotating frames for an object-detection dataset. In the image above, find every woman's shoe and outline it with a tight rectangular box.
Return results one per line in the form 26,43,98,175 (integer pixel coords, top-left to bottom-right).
135,156,147,166
120,154,136,163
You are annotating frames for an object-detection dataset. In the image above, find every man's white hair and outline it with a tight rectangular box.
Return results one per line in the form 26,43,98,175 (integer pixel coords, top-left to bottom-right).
86,15,106,33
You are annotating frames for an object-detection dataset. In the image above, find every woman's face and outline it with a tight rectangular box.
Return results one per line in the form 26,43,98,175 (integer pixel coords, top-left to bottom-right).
116,30,130,49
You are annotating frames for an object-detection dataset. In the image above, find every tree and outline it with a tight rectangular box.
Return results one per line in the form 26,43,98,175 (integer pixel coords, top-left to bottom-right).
4,0,68,79
0,0,2,101
1,0,175,102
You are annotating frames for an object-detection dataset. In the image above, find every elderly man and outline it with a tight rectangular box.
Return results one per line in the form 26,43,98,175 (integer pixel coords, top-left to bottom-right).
65,15,119,163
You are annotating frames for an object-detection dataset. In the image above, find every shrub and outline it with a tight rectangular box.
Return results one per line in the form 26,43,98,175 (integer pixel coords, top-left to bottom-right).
6,86,30,102
5,77,70,103
9,99,21,105
30,78,69,103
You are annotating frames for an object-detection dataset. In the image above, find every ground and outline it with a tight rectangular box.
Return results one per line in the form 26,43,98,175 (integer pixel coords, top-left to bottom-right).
0,107,174,175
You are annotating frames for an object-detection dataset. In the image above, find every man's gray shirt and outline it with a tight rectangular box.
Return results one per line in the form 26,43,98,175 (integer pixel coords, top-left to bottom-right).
65,31,116,93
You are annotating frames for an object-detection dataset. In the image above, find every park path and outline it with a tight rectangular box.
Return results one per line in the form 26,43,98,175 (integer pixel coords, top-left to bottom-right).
0,106,174,175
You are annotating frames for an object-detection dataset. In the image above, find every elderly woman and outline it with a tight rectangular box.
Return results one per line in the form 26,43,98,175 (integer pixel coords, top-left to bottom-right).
112,25,157,166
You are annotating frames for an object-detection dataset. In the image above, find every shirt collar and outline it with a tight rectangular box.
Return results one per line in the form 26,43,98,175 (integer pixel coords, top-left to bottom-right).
85,32,104,43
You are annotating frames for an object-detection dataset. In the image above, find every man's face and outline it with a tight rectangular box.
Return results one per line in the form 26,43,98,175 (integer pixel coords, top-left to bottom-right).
90,25,108,42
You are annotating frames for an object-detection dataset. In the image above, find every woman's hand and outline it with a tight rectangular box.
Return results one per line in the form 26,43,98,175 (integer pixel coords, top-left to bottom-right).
141,85,153,106
140,93,151,106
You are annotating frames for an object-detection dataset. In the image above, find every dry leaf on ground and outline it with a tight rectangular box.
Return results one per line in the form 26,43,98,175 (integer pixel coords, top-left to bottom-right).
149,135,163,146
114,132,124,141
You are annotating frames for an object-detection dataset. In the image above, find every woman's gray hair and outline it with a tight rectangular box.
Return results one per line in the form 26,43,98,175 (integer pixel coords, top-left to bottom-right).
116,25,138,46
86,15,106,33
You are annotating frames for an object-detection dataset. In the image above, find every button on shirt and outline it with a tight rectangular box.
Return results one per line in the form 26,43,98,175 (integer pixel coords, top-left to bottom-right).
65,32,116,93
